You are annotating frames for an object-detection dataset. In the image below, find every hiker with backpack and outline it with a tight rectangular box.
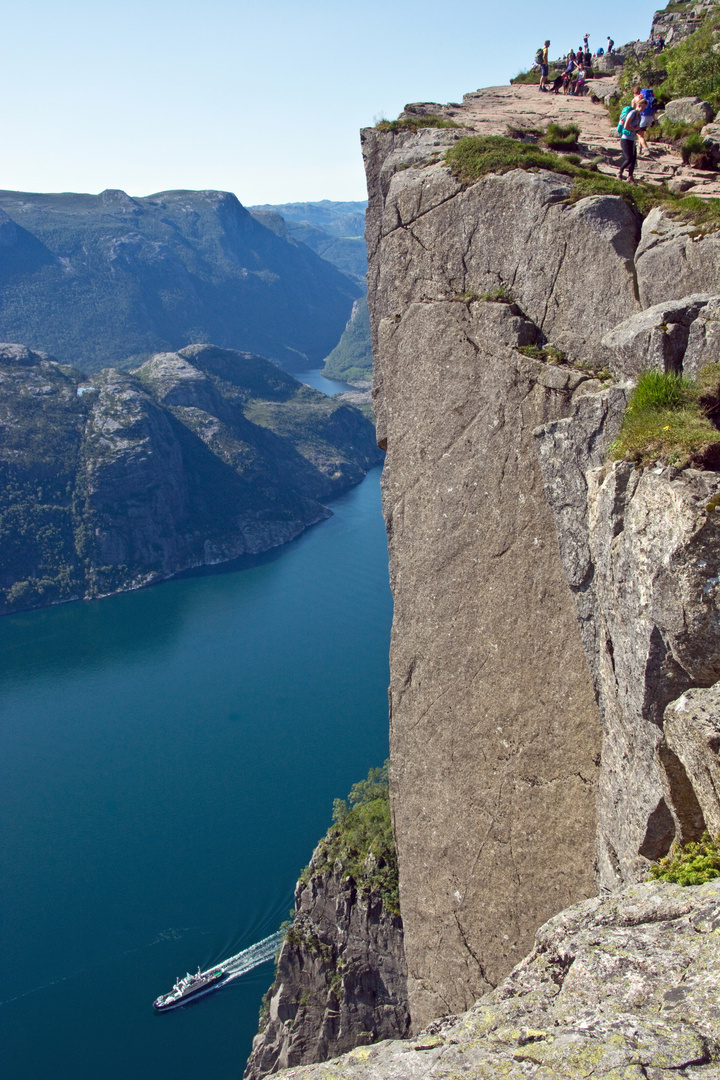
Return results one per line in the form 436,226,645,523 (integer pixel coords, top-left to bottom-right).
617,102,641,183
633,86,657,154
537,40,550,91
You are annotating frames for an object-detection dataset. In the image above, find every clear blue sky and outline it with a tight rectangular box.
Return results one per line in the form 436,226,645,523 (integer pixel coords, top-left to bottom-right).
3,0,660,205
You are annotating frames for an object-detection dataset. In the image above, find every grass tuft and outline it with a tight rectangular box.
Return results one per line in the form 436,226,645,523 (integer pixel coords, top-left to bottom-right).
610,367,720,468
375,115,460,133
544,122,581,150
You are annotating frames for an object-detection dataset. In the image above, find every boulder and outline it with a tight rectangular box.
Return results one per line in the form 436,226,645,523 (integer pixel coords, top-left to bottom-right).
635,206,720,308
663,96,716,125
601,294,715,378
667,177,696,193
683,296,720,376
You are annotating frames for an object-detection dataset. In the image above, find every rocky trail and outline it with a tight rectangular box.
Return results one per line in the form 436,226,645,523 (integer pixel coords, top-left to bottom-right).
405,81,720,199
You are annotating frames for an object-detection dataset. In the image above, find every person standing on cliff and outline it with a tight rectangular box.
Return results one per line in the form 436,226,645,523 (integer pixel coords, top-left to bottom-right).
539,40,550,92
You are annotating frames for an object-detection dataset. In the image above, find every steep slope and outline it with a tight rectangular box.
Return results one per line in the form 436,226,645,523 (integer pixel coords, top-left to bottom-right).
0,343,382,614
0,189,360,372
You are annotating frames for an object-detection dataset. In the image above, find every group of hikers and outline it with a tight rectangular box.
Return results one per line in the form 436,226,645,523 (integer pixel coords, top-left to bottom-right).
536,35,615,96
535,36,658,185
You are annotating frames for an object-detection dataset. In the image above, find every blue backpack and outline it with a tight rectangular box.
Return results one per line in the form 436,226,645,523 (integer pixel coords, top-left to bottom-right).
641,88,656,114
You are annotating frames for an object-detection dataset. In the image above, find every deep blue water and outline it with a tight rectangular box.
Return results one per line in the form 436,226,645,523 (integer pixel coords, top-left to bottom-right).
0,465,391,1080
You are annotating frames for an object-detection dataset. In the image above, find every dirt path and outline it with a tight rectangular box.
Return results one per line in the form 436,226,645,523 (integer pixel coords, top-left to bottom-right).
409,82,720,199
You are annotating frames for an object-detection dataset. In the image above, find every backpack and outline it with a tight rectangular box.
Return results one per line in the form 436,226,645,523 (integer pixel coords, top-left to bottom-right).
617,106,634,135
535,47,544,64
641,88,656,112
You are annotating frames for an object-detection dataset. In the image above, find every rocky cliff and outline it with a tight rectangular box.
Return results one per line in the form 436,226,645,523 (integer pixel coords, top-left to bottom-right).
0,342,382,613
361,84,720,1033
246,769,409,1079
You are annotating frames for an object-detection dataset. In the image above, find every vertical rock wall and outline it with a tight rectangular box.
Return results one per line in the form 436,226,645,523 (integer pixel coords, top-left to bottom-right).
361,129,649,1028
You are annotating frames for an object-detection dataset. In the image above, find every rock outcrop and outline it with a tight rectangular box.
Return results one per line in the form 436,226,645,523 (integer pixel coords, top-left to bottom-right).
267,877,720,1080
0,342,382,613
363,125,630,1028
245,856,408,1079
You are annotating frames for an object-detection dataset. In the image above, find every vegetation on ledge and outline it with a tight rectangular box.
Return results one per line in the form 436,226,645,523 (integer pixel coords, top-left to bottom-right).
375,115,460,133
650,832,720,885
298,762,399,915
610,367,720,469
444,135,720,232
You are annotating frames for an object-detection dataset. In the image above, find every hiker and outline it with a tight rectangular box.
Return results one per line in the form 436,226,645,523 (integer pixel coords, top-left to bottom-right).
596,46,605,57
574,63,587,96
617,103,641,183
583,47,592,69
539,40,550,92
583,32,590,50
607,36,615,54
633,86,657,153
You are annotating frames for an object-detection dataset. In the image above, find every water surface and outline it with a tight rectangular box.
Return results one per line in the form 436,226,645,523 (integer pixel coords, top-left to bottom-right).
0,466,391,1080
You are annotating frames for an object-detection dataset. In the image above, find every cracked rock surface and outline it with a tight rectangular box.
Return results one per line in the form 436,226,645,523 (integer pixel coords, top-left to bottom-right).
271,878,720,1080
364,125,607,1029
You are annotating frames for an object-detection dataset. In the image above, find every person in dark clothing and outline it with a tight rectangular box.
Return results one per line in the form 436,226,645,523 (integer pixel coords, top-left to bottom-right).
617,105,640,183
607,36,615,53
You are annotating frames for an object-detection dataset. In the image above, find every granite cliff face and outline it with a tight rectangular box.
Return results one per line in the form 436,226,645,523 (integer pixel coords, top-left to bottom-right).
0,342,382,613
360,93,720,1035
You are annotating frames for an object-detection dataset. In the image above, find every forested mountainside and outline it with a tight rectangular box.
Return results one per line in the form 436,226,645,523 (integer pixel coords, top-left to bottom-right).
248,200,373,382
0,189,360,373
248,200,367,284
0,342,381,614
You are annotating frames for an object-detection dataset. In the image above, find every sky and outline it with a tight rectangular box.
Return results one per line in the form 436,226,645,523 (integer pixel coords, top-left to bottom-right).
2,0,661,206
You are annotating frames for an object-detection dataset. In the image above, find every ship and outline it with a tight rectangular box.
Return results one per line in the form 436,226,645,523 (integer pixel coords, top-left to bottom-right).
153,966,227,1011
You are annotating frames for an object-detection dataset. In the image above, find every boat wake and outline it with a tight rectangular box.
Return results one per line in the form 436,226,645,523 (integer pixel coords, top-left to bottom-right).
220,931,283,983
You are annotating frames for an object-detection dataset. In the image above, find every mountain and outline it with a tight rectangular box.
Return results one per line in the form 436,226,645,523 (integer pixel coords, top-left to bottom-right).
0,189,360,373
0,342,382,614
248,200,367,285
322,297,372,383
249,201,373,381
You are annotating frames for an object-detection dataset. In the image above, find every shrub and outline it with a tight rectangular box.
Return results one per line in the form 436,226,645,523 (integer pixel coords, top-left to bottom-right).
454,286,513,303
510,69,542,85
375,115,460,133
544,122,581,150
650,832,720,885
610,368,720,468
518,344,566,364
299,762,399,915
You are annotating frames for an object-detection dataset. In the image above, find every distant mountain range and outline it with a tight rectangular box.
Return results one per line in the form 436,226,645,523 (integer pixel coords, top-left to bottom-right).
249,200,372,382
0,342,382,614
0,189,360,373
